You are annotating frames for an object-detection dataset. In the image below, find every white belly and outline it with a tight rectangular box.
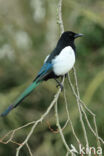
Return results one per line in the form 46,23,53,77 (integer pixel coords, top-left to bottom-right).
52,46,75,76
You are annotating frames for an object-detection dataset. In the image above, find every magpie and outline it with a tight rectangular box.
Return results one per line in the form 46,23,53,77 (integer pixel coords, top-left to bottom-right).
0,31,83,117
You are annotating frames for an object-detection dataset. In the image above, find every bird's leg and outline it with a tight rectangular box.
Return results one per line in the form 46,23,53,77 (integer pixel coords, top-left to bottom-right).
65,73,68,78
55,78,63,91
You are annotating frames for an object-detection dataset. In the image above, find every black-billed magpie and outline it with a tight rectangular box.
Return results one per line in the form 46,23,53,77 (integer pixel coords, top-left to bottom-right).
0,31,83,116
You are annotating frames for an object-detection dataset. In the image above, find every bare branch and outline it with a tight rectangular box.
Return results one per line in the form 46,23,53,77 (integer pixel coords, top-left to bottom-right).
55,101,75,156
26,143,33,156
16,86,63,156
63,86,81,145
57,0,64,33
67,73,104,145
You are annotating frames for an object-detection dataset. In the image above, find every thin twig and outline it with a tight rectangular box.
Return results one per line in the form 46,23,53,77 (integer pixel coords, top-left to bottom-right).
55,101,75,156
63,86,81,145
72,68,90,156
16,83,63,156
67,73,104,145
26,143,33,156
57,0,64,33
47,119,69,134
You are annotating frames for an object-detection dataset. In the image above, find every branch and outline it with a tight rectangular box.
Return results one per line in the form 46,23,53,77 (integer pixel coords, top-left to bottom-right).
16,85,63,156
55,101,75,156
57,0,64,33
67,72,104,144
63,86,81,145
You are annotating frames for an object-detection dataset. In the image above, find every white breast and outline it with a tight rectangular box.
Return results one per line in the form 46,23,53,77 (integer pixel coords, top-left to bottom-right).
52,46,75,76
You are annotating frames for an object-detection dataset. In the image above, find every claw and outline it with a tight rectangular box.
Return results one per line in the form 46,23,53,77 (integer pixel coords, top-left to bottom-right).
56,83,63,91
55,78,63,91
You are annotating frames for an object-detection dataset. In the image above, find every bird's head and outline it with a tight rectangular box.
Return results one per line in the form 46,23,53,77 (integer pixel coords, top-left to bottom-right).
61,31,83,41
57,31,83,50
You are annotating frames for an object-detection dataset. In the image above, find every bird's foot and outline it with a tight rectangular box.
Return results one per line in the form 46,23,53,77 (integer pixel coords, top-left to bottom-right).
56,83,63,91
55,78,63,91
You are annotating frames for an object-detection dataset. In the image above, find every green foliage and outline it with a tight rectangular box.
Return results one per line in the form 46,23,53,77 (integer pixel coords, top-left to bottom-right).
83,71,104,104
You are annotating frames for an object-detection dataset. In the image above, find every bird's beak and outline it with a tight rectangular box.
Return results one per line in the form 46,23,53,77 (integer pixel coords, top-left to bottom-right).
74,33,84,38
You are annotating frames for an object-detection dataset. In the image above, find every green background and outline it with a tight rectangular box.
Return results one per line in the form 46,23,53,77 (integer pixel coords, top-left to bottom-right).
0,0,104,155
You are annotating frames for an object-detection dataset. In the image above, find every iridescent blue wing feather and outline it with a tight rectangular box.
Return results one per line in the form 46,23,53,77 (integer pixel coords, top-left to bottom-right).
34,62,53,81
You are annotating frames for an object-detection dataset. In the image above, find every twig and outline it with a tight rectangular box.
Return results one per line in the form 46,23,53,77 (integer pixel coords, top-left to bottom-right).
26,143,33,156
46,119,69,134
63,86,81,145
16,82,63,156
72,68,90,156
55,101,75,156
67,73,104,145
57,0,64,33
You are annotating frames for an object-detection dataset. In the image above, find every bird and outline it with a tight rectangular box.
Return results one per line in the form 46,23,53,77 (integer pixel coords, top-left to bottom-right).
0,31,83,117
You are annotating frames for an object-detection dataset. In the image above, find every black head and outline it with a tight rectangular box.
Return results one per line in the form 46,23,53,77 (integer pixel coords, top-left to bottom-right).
60,31,83,41
57,31,83,51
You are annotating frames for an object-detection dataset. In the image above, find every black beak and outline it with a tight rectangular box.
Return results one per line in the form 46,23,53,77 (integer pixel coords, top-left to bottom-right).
74,33,84,38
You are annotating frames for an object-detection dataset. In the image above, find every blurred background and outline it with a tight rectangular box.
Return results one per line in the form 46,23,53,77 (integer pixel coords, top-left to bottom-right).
0,0,104,155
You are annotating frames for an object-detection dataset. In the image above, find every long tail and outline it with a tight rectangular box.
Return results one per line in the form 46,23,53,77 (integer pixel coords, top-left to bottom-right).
0,80,42,117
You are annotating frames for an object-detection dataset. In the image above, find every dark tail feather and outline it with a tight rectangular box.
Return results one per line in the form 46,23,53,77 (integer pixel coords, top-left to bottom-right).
0,80,41,117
